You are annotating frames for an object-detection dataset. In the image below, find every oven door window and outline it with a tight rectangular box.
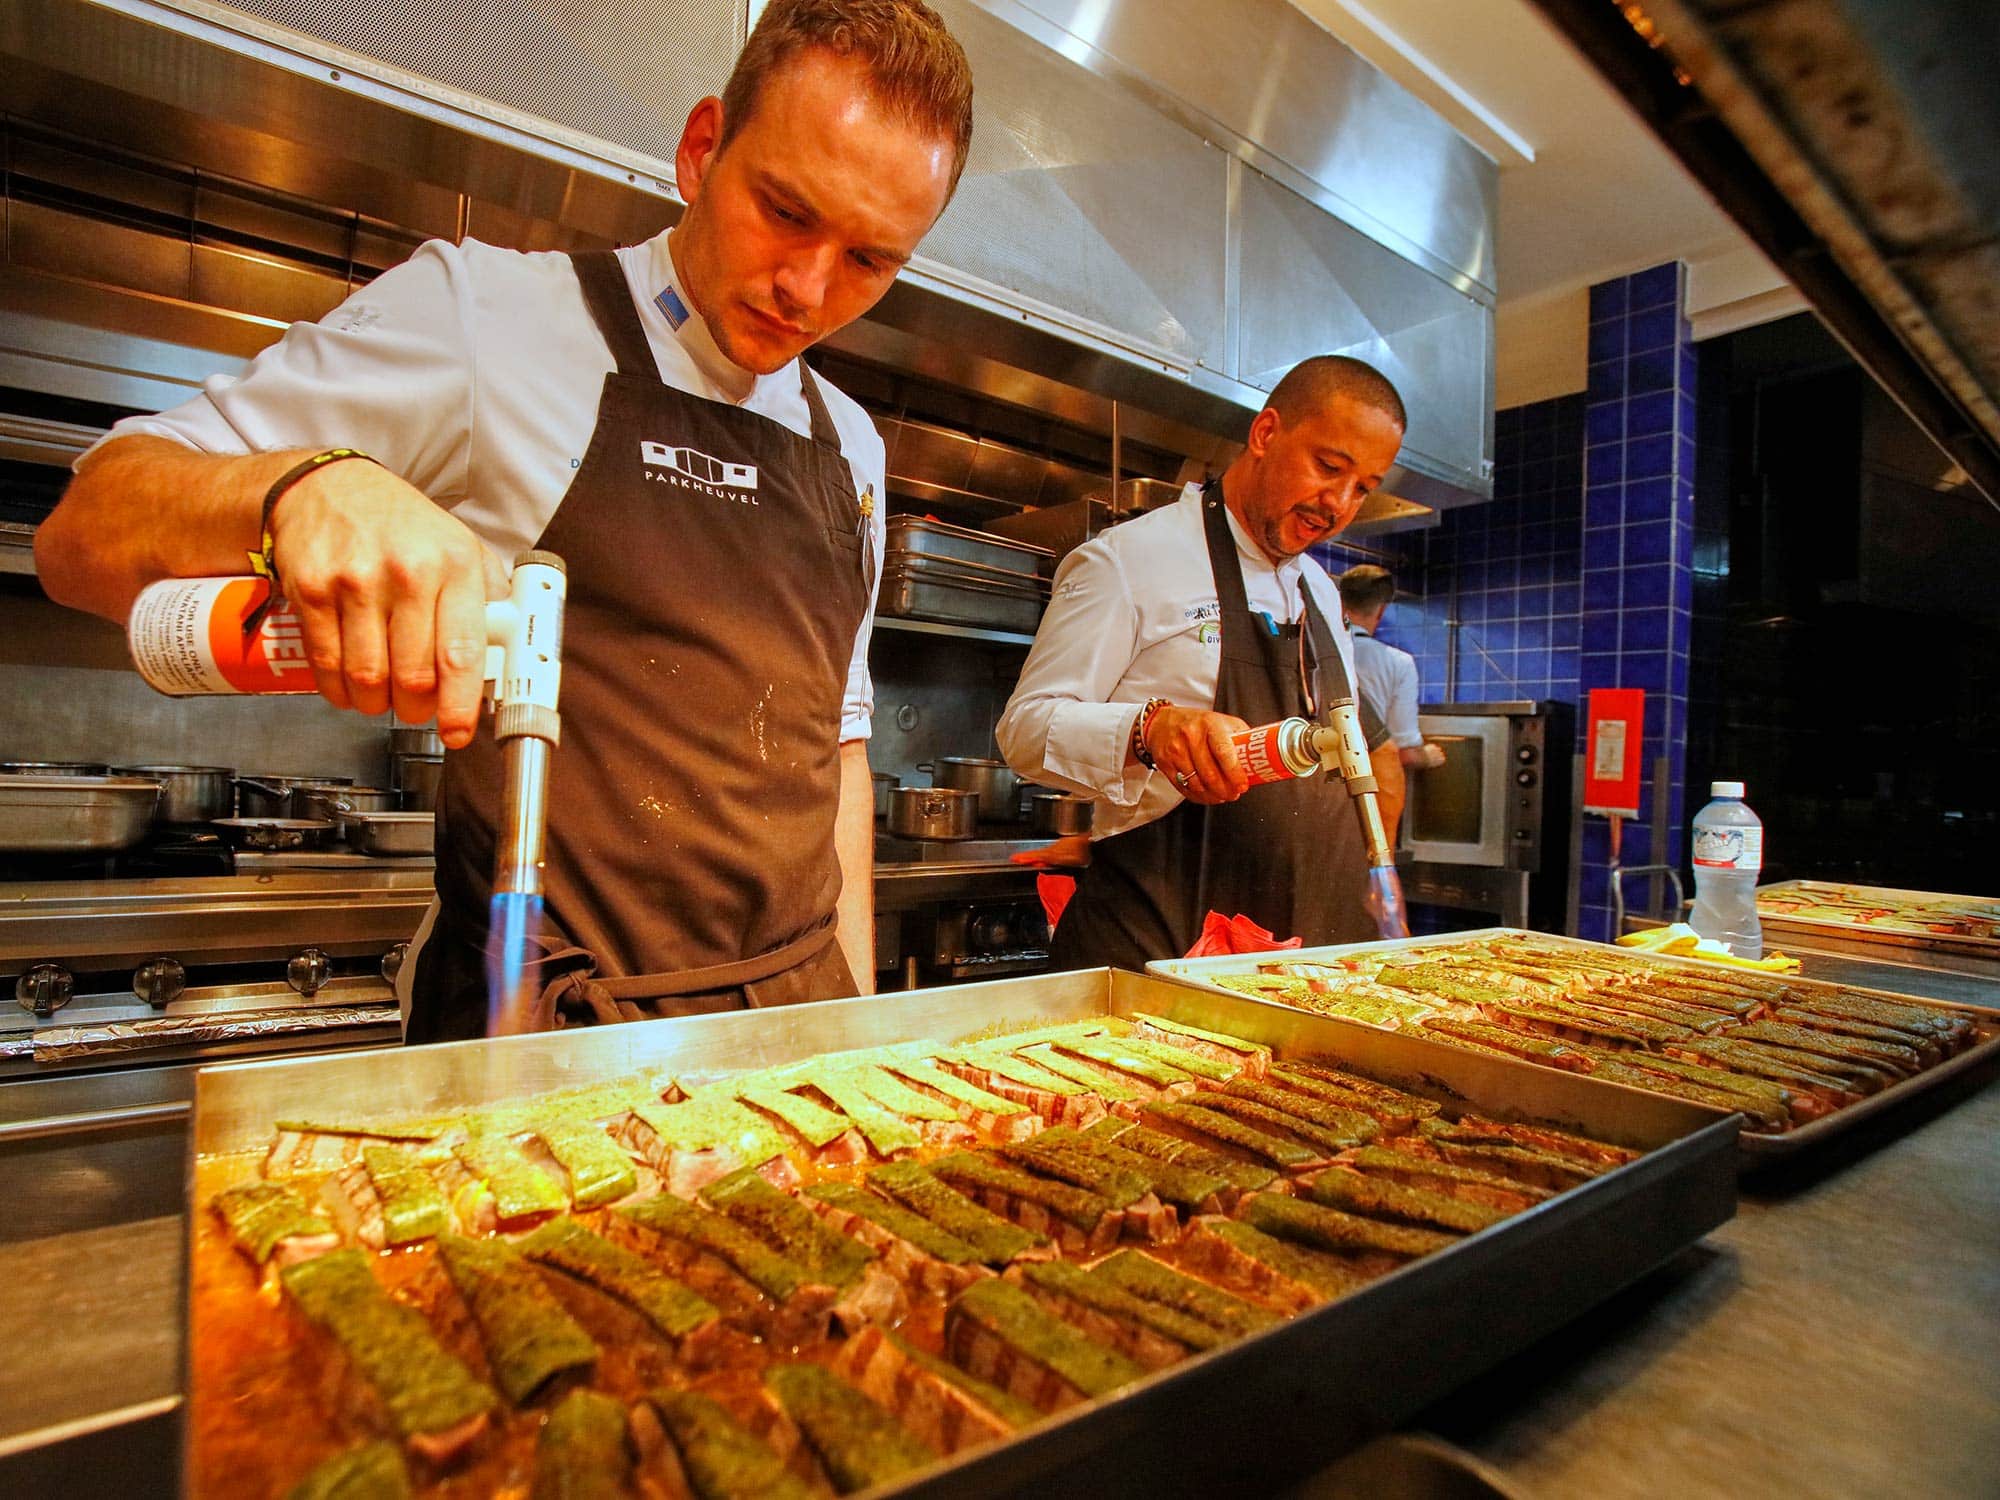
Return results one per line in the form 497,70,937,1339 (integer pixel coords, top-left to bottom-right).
1412,736,1485,848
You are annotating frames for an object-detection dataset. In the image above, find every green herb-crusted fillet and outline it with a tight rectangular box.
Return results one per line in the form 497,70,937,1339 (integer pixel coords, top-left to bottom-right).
617,1193,815,1302
284,1440,409,1500
645,1389,815,1500
1196,1219,1370,1300
803,1181,986,1265
213,1182,336,1264
930,1151,1115,1232
1223,1078,1384,1139
765,1362,939,1493
882,1328,1042,1430
1128,1012,1271,1060
735,1082,852,1148
280,1249,496,1440
885,1055,1026,1117
700,1167,875,1287
1302,1168,1511,1234
1017,1043,1142,1101
1067,1035,1221,1084
1242,1193,1460,1258
1194,1092,1378,1153
1142,1100,1319,1168
1085,1118,1277,1191
948,1279,1146,1399
1267,1065,1442,1120
843,1062,958,1122
531,1388,630,1500
1036,1125,1228,1211
805,1068,922,1155
994,1134,1152,1208
533,1120,638,1208
867,1161,1049,1263
361,1145,450,1246
629,1089,787,1166
453,1132,567,1221
948,1047,1087,1096
1090,1249,1278,1337
1017,1259,1225,1352
436,1234,598,1404
517,1216,719,1341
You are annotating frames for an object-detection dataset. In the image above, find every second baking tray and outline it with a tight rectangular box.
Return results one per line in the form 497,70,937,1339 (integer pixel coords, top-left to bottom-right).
1151,929,2000,1157
1757,879,2000,979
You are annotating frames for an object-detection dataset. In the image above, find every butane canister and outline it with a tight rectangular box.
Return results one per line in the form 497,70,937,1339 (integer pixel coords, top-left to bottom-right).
126,576,316,696
1230,717,1323,786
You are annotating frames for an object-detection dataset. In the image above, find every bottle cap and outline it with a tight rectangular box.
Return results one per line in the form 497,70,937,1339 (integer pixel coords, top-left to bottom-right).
1711,780,1745,798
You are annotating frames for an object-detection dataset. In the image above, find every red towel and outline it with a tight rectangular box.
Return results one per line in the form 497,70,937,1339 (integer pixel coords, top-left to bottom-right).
1037,874,1076,933
1183,911,1303,958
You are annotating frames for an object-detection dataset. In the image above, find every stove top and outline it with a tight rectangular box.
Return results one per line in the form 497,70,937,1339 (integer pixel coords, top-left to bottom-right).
874,822,1057,865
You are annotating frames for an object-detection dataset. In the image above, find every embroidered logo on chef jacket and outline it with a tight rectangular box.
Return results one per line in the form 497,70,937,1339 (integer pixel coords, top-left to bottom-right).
1182,600,1221,623
639,441,760,501
654,283,691,330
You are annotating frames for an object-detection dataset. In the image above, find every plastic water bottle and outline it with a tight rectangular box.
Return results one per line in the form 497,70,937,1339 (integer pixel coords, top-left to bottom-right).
1689,781,1764,958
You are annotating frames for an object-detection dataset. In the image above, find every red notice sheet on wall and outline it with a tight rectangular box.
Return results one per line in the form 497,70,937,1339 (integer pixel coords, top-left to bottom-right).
1584,687,1645,817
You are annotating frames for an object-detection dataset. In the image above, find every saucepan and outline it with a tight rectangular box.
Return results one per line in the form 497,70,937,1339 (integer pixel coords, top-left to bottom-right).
292,783,397,824
871,771,900,820
918,756,1022,821
885,786,978,841
113,764,234,826
213,817,336,852
1028,790,1094,837
340,811,435,858
235,774,352,819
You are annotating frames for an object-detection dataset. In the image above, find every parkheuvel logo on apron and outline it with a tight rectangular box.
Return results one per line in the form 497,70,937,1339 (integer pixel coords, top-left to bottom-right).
639,441,760,503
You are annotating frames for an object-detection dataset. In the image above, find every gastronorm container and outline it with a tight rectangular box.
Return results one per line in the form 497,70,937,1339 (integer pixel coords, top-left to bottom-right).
339,810,435,857
1756,879,2000,980
185,967,1737,1498
112,764,234,826
880,557,1046,633
0,774,160,852
885,515,1056,579
1151,928,2000,1157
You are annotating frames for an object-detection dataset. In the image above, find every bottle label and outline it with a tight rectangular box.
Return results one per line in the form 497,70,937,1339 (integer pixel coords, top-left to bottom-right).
1231,722,1307,786
128,577,316,696
1692,824,1762,871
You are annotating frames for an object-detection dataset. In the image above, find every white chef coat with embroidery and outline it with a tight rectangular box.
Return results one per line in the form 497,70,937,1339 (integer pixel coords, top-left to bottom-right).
84,232,888,740
997,482,1358,840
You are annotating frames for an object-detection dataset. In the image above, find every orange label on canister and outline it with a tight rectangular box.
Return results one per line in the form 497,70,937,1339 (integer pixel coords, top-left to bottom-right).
127,576,316,696
1231,720,1316,786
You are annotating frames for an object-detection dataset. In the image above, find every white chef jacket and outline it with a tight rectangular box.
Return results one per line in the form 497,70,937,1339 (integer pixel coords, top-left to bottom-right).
997,482,1358,840
1351,628,1423,750
86,231,888,741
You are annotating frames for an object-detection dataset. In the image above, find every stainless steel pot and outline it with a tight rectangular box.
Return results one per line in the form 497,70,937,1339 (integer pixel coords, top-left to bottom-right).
871,771,900,820
1028,791,1095,837
395,754,444,811
886,786,978,841
0,760,110,777
113,764,234,826
0,775,161,852
387,725,445,758
292,783,396,823
235,774,351,818
341,811,435,857
213,817,336,851
919,756,1022,822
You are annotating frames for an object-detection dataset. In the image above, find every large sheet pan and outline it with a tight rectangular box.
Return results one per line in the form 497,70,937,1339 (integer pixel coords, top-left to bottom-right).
184,968,1738,1499
1152,930,2000,1158
1757,879,2000,979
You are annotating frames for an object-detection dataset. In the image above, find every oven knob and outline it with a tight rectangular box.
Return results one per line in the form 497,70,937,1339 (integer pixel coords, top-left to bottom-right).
15,963,74,1017
133,956,186,1009
1516,745,1537,764
288,948,332,999
1516,770,1537,787
380,943,409,989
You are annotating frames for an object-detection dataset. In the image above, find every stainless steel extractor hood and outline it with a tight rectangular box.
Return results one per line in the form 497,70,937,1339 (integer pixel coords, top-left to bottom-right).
1,0,1499,525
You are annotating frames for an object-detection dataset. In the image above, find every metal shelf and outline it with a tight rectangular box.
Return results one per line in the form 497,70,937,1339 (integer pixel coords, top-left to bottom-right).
873,615,1036,647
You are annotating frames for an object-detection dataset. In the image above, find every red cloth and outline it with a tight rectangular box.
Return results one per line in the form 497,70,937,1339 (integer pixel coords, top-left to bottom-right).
1037,874,1076,934
1183,911,1304,958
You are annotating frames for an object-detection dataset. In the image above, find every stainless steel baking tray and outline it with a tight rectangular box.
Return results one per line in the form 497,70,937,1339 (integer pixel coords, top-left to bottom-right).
0,774,160,852
1757,879,2000,978
1151,929,2000,1158
880,562,1047,632
339,810,435,857
185,967,1737,1497
885,515,1057,578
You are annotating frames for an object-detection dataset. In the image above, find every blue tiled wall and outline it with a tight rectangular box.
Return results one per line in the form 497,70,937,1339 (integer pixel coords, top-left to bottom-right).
1576,263,1698,941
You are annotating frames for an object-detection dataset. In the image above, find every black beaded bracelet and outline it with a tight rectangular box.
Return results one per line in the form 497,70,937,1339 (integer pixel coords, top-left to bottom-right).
1131,697,1170,769
248,447,378,593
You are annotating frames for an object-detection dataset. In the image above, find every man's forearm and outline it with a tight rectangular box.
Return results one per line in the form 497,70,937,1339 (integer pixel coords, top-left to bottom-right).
38,436,313,623
833,739,877,995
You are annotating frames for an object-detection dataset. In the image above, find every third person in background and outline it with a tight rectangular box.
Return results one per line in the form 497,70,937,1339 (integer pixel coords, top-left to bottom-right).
1336,563,1445,843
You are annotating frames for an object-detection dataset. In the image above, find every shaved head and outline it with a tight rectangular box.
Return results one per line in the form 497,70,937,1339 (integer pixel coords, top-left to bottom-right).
1266,355,1407,433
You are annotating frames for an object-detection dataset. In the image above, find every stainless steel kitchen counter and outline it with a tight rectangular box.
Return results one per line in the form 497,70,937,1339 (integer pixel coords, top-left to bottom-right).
1423,1062,2000,1499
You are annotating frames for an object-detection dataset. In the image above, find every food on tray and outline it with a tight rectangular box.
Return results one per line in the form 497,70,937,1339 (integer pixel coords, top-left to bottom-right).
1756,882,2000,940
194,1009,1646,1497
1187,934,1986,1132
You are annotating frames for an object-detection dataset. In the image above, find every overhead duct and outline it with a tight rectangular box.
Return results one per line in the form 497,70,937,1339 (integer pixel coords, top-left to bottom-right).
1,0,1497,525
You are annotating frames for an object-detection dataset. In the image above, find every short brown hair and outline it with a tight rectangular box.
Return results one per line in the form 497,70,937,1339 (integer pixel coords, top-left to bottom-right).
1269,355,1407,432
721,0,975,197
1337,564,1397,615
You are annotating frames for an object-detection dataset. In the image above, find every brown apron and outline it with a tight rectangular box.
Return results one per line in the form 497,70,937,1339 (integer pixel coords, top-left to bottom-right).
407,251,870,1041
1049,483,1374,970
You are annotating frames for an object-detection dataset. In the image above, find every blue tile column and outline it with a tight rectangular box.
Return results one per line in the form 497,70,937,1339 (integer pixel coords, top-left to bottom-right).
1577,262,1698,941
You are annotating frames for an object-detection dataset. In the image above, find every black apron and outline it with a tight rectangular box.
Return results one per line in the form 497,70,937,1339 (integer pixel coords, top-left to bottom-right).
408,251,870,1041
1049,484,1374,970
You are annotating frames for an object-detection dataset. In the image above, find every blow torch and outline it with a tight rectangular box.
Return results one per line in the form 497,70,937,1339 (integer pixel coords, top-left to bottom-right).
128,550,569,1028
